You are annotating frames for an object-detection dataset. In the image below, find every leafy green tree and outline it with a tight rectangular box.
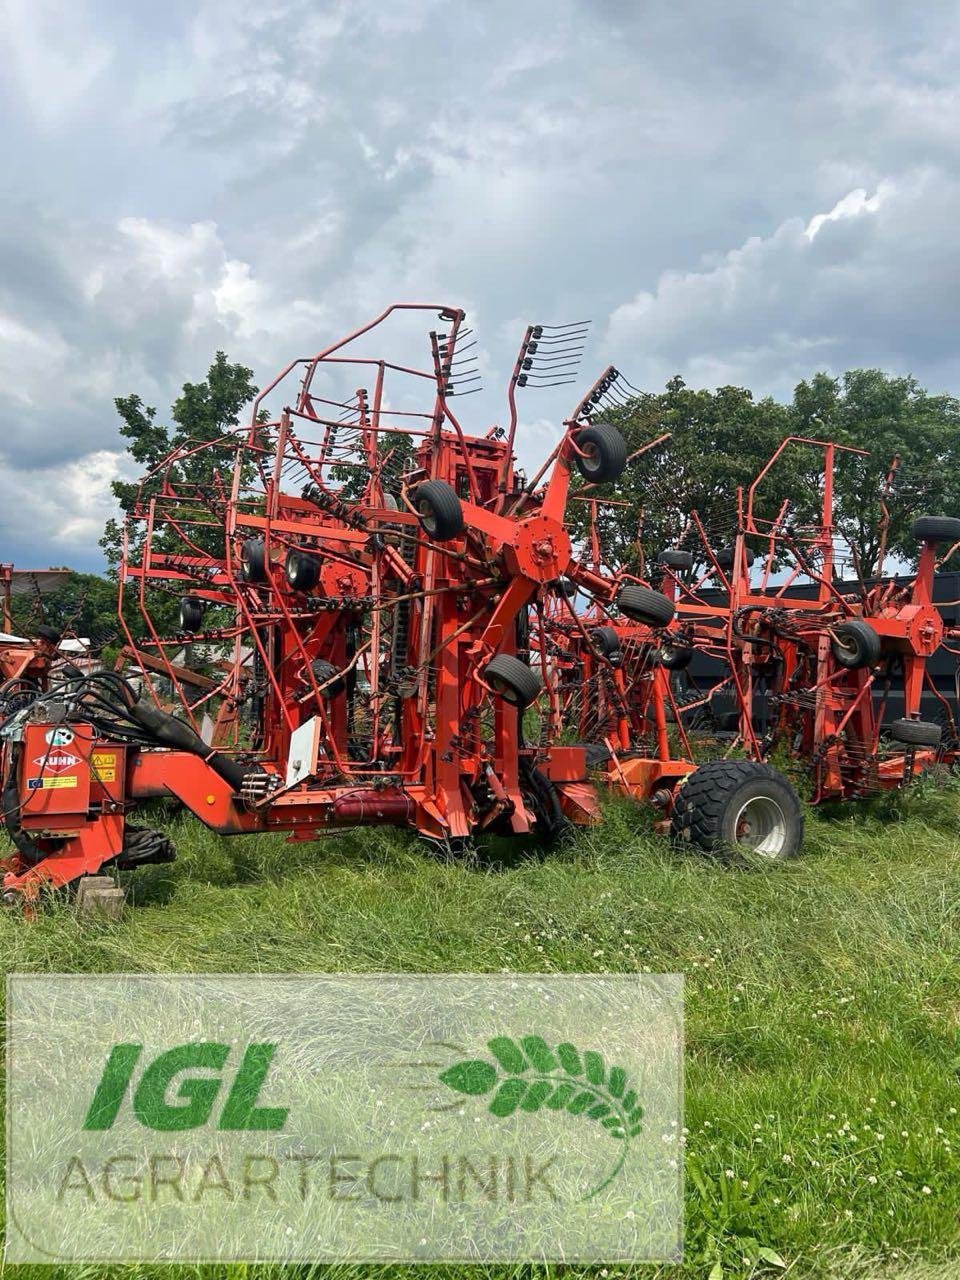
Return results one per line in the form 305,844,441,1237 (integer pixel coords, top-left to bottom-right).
790,369,960,571
100,352,261,570
570,377,805,572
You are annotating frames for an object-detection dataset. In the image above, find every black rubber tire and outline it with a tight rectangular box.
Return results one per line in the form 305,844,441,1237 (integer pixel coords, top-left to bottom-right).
484,654,542,707
658,549,694,570
671,759,804,860
830,619,881,669
412,480,464,541
889,718,942,747
35,624,61,645
285,549,320,593
573,422,628,483
657,642,693,670
241,537,268,584
179,596,204,633
591,626,621,658
617,584,675,626
912,515,960,545
714,546,756,571
309,658,344,697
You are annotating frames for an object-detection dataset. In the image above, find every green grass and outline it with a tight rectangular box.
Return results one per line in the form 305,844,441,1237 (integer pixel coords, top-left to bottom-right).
1,782,959,1280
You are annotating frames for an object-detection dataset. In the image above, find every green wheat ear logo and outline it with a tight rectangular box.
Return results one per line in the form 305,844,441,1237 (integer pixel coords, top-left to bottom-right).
437,1036,643,1199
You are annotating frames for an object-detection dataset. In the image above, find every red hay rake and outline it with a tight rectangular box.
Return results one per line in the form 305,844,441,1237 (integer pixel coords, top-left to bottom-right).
664,437,960,801
0,305,688,905
4,312,958,911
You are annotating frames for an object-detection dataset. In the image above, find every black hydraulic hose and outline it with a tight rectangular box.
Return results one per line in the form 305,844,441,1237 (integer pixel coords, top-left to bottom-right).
127,699,258,792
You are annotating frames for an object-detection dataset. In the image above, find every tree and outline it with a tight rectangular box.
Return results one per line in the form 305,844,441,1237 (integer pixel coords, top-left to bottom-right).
790,369,960,571
100,352,261,570
569,377,806,572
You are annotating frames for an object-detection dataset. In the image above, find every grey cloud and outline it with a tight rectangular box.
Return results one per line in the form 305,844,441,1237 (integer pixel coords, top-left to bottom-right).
1,0,960,569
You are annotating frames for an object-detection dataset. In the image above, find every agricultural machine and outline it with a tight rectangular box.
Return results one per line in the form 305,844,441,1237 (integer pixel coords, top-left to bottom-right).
661,437,960,802
10,315,954,910
6,304,799,910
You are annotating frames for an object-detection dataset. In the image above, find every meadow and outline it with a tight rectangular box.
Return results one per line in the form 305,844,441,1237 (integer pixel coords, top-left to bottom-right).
1,781,958,1280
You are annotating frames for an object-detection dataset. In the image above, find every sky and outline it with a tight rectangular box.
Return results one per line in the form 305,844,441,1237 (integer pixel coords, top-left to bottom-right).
1,0,960,570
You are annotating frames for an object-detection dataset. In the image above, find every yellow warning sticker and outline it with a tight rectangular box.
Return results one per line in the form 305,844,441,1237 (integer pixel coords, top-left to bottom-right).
91,752,117,782
41,776,78,790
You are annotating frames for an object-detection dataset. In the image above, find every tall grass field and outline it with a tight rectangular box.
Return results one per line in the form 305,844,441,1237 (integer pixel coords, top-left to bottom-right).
1,780,958,1280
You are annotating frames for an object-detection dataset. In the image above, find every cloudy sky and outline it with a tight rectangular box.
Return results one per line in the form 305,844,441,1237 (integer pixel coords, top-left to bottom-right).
1,0,959,570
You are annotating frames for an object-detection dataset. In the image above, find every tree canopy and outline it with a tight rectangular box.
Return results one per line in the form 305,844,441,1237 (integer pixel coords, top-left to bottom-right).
571,369,960,576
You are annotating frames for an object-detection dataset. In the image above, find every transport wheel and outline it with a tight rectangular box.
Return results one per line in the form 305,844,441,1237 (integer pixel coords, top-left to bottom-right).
714,545,756,570
889,718,942,747
657,642,693,670
617,583,675,626
658,549,694,569
309,658,344,697
830,619,881,669
179,596,204,633
241,536,267,584
285,549,320,593
670,759,804,860
572,422,628,483
590,626,621,658
412,480,464,541
284,547,321,591
912,515,960,544
484,654,542,707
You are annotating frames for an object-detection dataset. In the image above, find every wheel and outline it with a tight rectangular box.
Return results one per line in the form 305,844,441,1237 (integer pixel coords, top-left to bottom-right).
671,760,803,860
484,654,542,707
590,626,621,658
572,422,628,483
657,642,693,670
241,537,267,584
285,549,319,593
179,596,204,633
617,583,675,626
714,546,755,571
412,480,464,541
830,619,881,669
658,549,694,570
309,658,344,697
35,624,61,645
889,718,942,747
912,515,960,545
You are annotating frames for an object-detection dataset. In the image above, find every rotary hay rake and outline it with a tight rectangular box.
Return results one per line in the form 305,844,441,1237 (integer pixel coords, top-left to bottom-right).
8,314,952,910
661,437,960,803
3,304,741,908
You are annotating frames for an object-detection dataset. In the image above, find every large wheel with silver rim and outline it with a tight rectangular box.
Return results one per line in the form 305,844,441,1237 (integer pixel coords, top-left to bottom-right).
670,759,803,861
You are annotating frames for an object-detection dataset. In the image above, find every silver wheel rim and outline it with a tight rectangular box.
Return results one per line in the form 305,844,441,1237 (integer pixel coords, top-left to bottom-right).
732,794,788,858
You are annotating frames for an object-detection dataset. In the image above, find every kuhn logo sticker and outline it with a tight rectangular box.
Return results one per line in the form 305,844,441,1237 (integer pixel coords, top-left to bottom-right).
32,752,80,774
